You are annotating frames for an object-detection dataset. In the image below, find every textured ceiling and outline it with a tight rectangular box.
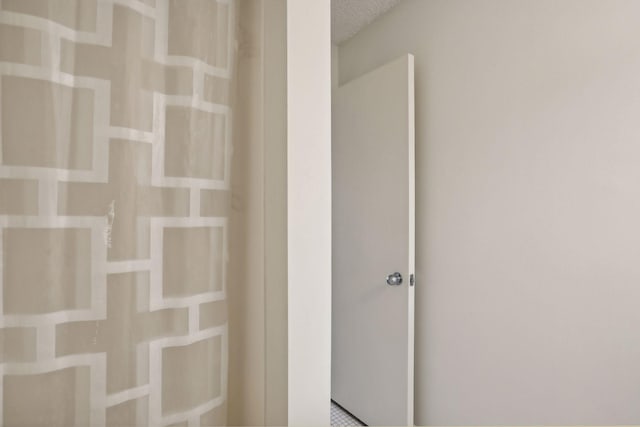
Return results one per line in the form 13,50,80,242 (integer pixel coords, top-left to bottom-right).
332,0,403,44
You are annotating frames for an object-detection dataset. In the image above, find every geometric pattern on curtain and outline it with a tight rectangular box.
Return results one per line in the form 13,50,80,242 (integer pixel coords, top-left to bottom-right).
0,1,234,425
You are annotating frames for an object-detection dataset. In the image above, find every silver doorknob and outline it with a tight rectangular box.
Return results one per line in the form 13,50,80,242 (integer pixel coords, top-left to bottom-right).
386,272,403,286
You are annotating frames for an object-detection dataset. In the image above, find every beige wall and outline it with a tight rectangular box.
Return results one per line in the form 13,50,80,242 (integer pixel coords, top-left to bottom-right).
332,43,339,91
228,1,288,425
227,0,265,424
230,1,332,424
338,0,640,424
264,1,288,425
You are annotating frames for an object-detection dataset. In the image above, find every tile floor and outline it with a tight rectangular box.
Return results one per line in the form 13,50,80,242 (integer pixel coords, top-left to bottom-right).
331,400,365,426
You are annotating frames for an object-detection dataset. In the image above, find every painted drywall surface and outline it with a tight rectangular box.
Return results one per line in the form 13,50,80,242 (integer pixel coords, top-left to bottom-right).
332,43,339,91
264,1,288,425
228,1,288,425
228,0,265,424
288,0,332,425
338,0,640,424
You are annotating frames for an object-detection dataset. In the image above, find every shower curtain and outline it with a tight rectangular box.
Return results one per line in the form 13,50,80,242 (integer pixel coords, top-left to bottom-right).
0,0,236,425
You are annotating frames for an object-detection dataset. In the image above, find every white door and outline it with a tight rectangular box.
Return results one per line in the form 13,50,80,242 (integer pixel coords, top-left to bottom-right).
332,54,415,426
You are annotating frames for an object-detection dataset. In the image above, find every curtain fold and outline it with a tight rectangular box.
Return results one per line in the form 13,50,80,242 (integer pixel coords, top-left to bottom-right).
0,1,236,425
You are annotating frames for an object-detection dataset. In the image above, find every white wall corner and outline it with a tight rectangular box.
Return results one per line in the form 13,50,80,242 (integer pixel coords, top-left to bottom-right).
287,0,332,425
